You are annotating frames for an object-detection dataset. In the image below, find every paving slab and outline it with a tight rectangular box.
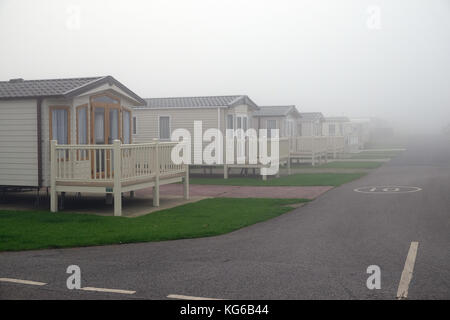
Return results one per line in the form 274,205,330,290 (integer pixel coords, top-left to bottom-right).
137,184,333,200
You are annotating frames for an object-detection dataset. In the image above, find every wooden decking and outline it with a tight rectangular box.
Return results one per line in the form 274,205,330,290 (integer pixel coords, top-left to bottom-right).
50,140,189,216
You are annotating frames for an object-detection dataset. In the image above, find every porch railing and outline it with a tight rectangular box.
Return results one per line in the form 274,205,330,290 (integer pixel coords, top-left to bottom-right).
326,136,345,157
289,136,328,154
225,137,290,165
50,140,186,185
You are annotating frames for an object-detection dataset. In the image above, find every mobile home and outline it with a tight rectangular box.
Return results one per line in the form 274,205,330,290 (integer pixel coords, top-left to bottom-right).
133,96,291,179
0,76,188,216
253,105,301,138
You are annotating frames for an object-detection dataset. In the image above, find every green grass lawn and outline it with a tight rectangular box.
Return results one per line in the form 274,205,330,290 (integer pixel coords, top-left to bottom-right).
291,161,383,169
190,172,366,186
0,198,309,252
348,150,403,159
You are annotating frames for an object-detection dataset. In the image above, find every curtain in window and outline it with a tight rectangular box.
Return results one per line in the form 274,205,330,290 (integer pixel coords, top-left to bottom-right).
109,109,119,142
132,116,137,135
123,110,131,144
329,124,336,136
77,107,87,144
52,109,68,144
227,115,234,129
94,109,105,144
159,116,170,140
267,120,277,138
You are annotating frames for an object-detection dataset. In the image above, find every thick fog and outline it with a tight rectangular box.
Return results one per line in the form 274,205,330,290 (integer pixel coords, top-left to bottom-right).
0,0,449,134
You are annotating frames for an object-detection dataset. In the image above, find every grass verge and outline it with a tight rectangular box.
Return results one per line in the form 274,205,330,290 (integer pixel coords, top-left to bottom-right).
0,198,309,252
291,161,383,169
190,173,366,186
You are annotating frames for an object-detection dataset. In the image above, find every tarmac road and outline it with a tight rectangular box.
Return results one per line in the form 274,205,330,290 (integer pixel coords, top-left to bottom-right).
1,136,450,299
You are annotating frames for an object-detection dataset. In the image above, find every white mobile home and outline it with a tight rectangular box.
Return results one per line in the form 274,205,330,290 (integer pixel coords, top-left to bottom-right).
298,112,325,136
133,95,260,143
322,116,350,137
0,76,188,216
253,105,301,138
133,96,291,179
322,116,349,156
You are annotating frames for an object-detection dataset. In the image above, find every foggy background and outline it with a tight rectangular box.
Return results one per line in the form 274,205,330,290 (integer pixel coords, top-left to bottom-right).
0,0,449,134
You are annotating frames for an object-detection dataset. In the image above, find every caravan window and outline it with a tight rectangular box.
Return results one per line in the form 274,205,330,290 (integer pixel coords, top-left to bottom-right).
50,107,70,144
267,120,277,138
159,116,171,140
132,116,137,135
329,124,336,136
227,115,234,130
123,110,131,144
76,105,88,144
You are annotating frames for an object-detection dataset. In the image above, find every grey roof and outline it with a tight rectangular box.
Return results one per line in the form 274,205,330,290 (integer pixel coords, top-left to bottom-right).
254,105,299,117
324,116,350,122
0,76,146,105
142,95,259,109
299,112,325,121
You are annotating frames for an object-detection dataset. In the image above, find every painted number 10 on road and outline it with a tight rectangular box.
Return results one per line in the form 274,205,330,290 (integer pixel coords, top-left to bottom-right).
354,186,422,194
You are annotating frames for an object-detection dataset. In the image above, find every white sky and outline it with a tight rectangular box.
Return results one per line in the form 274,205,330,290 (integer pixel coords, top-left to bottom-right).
0,0,449,133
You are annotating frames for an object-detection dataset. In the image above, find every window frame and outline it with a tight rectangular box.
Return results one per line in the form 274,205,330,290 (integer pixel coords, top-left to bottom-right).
49,105,71,144
76,104,88,145
132,115,138,135
266,119,277,138
122,107,133,144
158,115,171,140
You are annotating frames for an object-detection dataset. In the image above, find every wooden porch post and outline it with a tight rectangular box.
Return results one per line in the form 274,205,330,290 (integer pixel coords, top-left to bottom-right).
224,164,228,179
153,139,160,207
288,156,291,175
50,140,58,212
183,164,190,200
113,140,122,216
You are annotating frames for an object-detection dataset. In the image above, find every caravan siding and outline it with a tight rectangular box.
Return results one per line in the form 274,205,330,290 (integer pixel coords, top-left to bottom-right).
133,107,219,143
133,107,219,165
0,99,39,186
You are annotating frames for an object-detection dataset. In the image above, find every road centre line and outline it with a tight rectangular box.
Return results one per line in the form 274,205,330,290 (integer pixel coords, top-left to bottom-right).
167,294,223,300
396,242,419,299
0,277,47,286
80,286,136,295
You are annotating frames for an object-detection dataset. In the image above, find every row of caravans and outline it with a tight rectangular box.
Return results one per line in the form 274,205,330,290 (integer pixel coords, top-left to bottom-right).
0,76,369,215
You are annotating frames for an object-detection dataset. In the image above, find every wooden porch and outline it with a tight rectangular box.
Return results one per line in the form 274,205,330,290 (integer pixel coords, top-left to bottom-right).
289,136,329,166
223,137,291,180
326,136,345,158
50,140,189,216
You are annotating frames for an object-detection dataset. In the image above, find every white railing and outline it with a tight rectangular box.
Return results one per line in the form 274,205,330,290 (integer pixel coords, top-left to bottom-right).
226,137,290,165
326,136,345,155
289,136,328,154
51,140,185,184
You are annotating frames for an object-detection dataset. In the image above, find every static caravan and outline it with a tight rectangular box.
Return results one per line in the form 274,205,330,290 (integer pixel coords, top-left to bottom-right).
349,118,371,150
323,117,360,152
322,116,349,157
253,105,301,138
298,112,325,136
0,76,188,216
133,96,290,179
290,112,328,165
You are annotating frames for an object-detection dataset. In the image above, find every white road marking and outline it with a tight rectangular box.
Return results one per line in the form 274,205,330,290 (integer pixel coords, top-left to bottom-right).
80,287,136,295
354,186,422,194
0,277,47,286
167,294,223,300
397,241,419,299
